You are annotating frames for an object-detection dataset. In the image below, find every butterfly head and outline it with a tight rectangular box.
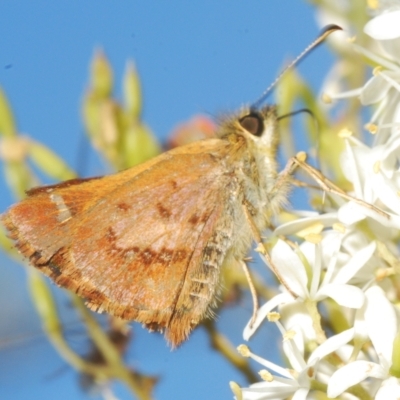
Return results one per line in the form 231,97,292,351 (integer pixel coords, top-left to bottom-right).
218,105,279,156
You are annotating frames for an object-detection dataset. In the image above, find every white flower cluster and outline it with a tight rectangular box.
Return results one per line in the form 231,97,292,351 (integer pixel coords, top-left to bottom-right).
232,4,400,400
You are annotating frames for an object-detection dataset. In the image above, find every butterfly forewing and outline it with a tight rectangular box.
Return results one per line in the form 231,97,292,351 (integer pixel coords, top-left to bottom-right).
2,139,239,346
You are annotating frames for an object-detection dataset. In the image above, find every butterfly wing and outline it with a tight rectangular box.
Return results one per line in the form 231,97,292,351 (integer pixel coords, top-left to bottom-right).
2,139,239,346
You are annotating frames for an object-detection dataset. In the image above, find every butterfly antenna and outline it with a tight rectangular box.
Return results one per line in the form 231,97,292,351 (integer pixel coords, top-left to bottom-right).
251,24,342,109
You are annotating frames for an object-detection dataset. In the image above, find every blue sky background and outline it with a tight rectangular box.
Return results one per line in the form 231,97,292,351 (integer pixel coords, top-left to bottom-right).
0,2,338,399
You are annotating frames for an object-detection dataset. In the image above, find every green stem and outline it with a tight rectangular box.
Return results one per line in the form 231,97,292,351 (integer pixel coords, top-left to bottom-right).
305,299,326,343
72,296,154,400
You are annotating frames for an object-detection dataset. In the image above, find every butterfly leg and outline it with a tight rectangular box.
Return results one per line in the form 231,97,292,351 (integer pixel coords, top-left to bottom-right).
241,205,297,325
239,259,259,327
255,244,298,299
276,153,389,219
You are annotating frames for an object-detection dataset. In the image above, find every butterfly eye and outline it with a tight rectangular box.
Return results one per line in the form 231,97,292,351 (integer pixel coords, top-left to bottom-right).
239,112,264,137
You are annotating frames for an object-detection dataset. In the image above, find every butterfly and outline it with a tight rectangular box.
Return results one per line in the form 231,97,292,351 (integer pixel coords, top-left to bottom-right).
2,25,346,347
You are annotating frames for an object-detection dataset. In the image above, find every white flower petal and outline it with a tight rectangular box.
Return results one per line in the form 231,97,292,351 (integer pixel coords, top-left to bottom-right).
308,328,355,365
298,366,315,384
333,241,376,284
328,361,386,398
340,142,364,199
380,38,400,60
311,244,324,298
353,314,367,344
291,387,309,400
388,101,400,136
282,338,307,373
376,377,400,400
317,284,364,308
373,172,400,215
339,229,370,255
338,202,367,224
377,70,400,97
243,292,293,340
360,74,391,105
364,10,400,40
338,201,398,229
365,286,398,366
273,213,338,236
270,240,308,297
381,135,400,169
280,304,316,347
242,381,297,400
380,212,400,229
321,231,343,286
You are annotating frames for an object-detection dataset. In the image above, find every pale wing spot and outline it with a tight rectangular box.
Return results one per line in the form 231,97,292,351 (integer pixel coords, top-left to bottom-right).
189,292,210,299
190,278,212,284
49,193,73,223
